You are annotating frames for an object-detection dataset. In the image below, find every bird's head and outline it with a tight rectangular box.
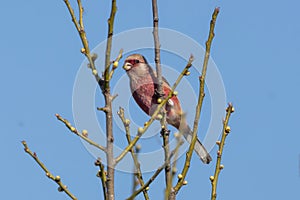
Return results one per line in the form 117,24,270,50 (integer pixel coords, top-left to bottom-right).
123,54,147,71
123,54,152,78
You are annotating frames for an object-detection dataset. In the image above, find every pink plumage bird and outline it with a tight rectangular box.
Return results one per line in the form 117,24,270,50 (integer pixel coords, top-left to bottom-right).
123,54,212,164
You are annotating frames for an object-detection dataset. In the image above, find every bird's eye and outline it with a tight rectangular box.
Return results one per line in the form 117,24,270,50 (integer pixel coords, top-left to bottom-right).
126,59,140,65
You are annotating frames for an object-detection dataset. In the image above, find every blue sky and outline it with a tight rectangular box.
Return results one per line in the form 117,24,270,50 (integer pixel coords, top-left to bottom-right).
1,0,300,199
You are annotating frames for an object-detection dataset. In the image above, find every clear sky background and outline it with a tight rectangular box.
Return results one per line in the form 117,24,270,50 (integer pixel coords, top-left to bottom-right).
1,0,300,199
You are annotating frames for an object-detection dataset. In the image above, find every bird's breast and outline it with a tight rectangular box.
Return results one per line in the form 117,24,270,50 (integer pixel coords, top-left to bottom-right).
131,82,156,116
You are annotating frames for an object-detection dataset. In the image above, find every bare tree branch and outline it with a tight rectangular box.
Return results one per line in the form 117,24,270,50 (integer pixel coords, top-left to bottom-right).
151,0,172,197
104,0,117,90
161,127,172,198
64,1,119,199
21,141,77,200
63,0,102,87
117,107,149,200
210,103,234,200
151,0,163,98
126,146,179,200
103,1,118,199
172,7,220,195
95,158,108,200
55,114,106,152
22,2,232,200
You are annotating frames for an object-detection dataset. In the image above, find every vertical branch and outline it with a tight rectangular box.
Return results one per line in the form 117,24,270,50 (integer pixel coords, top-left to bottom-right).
210,104,234,200
104,0,117,90
152,0,172,197
103,1,117,200
151,0,163,97
63,1,119,199
172,7,220,195
65,0,118,199
161,128,172,199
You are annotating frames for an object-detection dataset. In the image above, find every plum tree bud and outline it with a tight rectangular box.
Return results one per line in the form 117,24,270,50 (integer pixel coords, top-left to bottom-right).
80,48,86,54
177,174,183,179
125,119,130,126
138,127,144,134
92,69,98,76
231,106,235,113
55,176,61,182
184,71,190,76
225,126,231,134
82,129,88,137
156,114,163,120
135,144,141,151
113,61,118,69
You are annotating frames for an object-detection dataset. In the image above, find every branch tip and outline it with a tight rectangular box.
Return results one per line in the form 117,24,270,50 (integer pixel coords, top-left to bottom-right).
21,140,77,199
210,103,234,200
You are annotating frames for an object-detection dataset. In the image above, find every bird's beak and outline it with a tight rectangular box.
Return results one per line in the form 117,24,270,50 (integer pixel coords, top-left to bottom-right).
123,62,132,71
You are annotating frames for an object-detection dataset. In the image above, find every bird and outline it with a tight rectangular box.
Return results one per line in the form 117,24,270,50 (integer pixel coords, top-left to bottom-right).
122,54,212,164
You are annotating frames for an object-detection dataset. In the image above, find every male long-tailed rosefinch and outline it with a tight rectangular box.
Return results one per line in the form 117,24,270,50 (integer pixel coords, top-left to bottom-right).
123,54,212,164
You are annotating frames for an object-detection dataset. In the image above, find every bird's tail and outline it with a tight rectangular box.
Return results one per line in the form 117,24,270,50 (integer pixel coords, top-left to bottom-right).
182,126,212,164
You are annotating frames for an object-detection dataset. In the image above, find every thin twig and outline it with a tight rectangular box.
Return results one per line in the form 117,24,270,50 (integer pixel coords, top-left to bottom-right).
117,107,149,200
161,127,172,199
151,0,163,98
55,114,106,152
109,49,123,80
169,131,185,192
114,55,194,165
172,7,220,194
63,0,102,87
95,158,108,200
210,103,234,200
77,0,84,28
151,0,162,96
127,165,164,200
21,141,77,200
104,0,117,90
